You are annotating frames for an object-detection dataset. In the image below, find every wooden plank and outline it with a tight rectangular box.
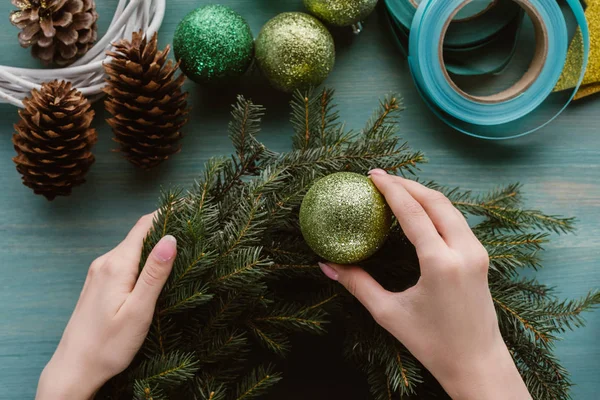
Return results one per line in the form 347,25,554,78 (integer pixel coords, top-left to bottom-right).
0,1,598,398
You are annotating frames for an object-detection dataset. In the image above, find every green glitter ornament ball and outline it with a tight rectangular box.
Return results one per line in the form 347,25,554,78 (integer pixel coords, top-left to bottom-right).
255,12,335,92
299,172,392,264
304,0,379,27
173,5,254,84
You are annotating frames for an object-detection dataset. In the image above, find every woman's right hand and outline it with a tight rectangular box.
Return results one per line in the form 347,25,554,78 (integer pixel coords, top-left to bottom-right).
318,170,532,400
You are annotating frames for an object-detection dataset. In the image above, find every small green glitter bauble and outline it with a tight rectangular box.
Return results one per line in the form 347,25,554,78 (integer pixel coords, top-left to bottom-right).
299,172,392,264
304,0,379,27
255,12,335,92
173,5,254,84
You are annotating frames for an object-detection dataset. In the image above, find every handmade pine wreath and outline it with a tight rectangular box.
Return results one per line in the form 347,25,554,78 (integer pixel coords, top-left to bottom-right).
97,89,599,400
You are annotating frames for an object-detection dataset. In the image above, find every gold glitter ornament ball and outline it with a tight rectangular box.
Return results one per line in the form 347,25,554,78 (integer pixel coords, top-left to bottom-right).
173,5,254,84
299,172,392,264
255,12,335,92
304,0,379,27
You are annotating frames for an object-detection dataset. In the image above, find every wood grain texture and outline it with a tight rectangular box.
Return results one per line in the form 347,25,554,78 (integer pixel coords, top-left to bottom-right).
0,1,598,399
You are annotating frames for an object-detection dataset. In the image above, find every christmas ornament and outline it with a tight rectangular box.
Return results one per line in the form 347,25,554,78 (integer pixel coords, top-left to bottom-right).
104,31,189,170
299,172,392,264
10,0,99,66
173,4,254,84
304,0,378,30
12,81,97,200
255,12,335,92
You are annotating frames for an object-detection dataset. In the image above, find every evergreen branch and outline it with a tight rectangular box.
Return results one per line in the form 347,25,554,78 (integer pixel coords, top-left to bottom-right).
168,248,214,290
133,352,198,389
478,232,548,249
193,376,228,400
248,322,291,355
493,296,552,344
234,365,282,400
537,291,600,332
491,278,552,302
229,95,265,167
211,247,270,290
362,94,404,138
160,283,213,315
198,331,249,365
216,195,266,258
132,380,166,400
456,200,576,233
508,335,571,400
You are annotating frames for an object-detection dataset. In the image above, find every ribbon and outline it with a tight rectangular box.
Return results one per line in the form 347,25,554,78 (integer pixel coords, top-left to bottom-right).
385,0,524,76
395,0,589,139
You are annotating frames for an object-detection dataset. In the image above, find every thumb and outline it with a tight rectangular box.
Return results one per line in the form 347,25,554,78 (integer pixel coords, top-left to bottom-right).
319,262,392,318
131,235,177,307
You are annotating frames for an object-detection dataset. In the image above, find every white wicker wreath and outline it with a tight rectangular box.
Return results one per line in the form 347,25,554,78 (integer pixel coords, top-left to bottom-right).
0,0,166,108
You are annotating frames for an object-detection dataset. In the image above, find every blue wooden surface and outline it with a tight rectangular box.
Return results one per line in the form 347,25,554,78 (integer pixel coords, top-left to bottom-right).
0,1,598,399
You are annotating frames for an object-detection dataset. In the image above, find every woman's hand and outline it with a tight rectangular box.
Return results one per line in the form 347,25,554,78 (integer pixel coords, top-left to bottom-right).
36,214,177,400
318,169,532,400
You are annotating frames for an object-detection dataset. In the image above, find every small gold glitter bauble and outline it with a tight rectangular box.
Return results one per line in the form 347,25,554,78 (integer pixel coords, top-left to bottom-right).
304,0,379,27
299,172,392,264
255,12,335,92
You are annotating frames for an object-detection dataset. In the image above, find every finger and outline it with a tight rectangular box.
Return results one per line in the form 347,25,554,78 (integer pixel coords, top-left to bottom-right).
110,213,156,268
390,178,477,248
369,170,446,254
128,235,177,312
319,262,393,317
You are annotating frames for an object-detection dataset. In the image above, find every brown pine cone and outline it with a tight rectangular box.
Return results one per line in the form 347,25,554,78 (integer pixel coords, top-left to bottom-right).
10,0,99,66
13,80,97,200
104,31,189,170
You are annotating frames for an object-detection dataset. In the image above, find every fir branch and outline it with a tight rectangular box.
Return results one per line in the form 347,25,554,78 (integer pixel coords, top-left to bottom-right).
234,365,282,400
211,247,270,290
159,282,213,316
133,352,199,389
214,195,267,258
254,300,329,334
193,376,228,400
493,296,553,344
133,380,166,400
198,331,249,365
248,322,291,355
362,94,404,139
537,291,600,332
229,95,265,168
508,334,572,400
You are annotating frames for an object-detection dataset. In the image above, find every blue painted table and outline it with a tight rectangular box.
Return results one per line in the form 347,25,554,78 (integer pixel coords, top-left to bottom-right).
0,1,598,399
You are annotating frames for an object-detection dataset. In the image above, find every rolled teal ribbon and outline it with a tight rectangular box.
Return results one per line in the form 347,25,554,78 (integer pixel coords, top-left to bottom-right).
407,0,589,139
385,0,523,76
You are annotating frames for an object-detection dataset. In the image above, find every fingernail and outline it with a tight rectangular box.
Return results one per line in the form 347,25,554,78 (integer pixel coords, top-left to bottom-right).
154,235,177,262
368,169,387,176
318,262,339,281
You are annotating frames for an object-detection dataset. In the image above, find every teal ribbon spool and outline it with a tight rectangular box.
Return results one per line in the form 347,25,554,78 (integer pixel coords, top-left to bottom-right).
403,0,589,139
385,0,524,76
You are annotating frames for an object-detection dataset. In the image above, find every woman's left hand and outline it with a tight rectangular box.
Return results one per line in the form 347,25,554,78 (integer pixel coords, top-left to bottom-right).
36,214,177,400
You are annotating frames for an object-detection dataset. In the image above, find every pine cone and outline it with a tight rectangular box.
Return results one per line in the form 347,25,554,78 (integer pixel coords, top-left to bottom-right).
104,31,189,170
13,80,97,200
10,0,99,66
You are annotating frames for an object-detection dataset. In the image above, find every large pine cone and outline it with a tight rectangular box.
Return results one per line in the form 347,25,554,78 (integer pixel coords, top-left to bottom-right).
13,80,97,200
10,0,99,66
104,31,189,170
